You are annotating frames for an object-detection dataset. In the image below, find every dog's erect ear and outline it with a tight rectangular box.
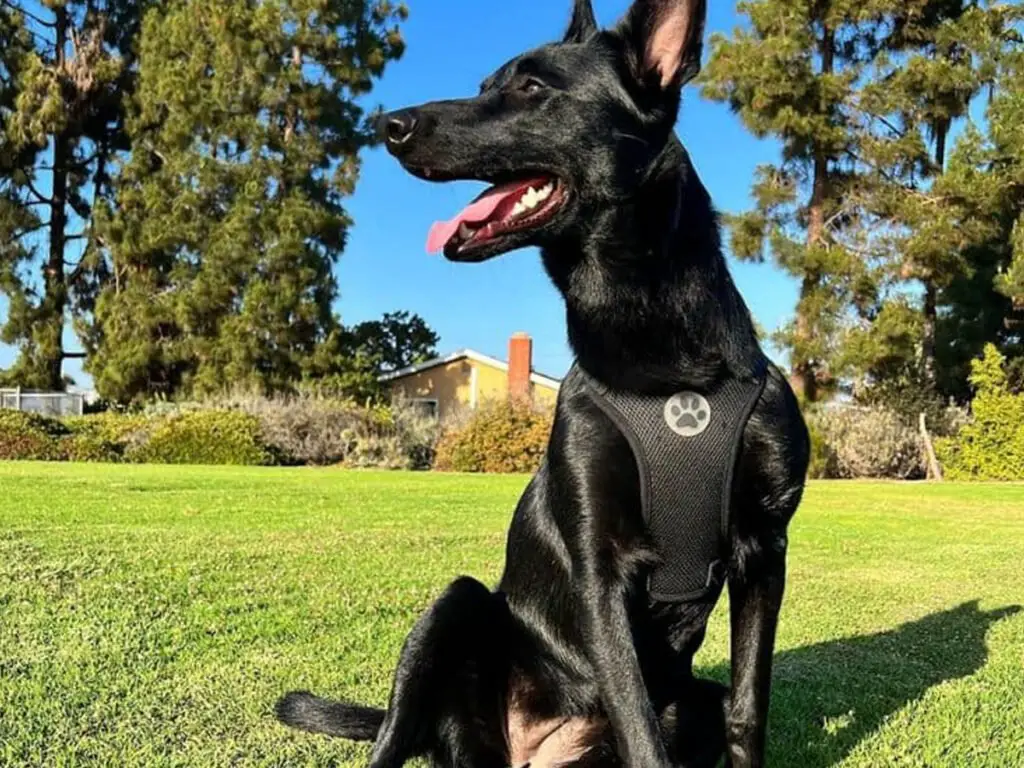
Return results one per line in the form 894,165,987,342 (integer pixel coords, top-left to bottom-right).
619,0,707,90
564,0,598,43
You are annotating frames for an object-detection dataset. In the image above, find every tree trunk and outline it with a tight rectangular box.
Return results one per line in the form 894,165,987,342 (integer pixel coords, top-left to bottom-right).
921,121,949,388
795,25,835,404
43,6,70,391
922,283,936,385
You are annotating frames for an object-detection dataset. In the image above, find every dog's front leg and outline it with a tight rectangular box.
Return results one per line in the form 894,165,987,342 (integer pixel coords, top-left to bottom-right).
724,554,786,768
550,398,671,768
576,571,671,768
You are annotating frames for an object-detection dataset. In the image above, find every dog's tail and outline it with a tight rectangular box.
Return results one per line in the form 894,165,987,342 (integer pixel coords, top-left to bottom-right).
275,691,385,741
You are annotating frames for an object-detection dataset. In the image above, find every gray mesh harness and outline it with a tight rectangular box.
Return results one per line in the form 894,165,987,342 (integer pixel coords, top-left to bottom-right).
577,360,768,602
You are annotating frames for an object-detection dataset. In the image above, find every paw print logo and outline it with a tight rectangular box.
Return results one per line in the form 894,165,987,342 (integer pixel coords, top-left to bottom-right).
663,392,711,437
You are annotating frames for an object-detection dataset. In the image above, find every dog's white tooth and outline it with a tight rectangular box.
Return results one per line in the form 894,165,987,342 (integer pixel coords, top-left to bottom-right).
537,185,551,201
512,202,525,216
459,222,474,239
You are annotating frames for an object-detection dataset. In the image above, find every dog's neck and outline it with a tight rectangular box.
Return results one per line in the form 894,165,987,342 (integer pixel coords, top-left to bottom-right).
542,142,762,393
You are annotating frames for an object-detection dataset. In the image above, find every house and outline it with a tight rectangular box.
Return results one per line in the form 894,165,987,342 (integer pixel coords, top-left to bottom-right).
379,333,561,420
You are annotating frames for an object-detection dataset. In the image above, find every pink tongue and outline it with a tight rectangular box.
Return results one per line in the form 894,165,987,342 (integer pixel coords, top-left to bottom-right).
426,183,524,254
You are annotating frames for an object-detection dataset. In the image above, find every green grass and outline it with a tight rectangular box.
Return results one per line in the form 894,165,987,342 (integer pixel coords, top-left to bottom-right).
0,464,1022,767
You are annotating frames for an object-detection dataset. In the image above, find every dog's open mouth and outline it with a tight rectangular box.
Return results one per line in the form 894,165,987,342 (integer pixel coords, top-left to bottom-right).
426,176,567,257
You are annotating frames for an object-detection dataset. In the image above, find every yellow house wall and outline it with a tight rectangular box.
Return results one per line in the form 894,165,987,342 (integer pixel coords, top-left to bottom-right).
387,359,473,420
387,358,560,419
474,364,508,404
473,365,558,407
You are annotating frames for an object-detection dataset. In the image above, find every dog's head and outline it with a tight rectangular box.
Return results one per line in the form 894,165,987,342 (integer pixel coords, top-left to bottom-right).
379,0,707,262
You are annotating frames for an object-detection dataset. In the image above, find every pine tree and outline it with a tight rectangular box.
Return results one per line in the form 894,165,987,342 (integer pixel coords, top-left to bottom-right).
704,1,1022,404
0,0,141,390
991,23,1024,312
701,0,874,402
946,14,1024,394
846,1,1018,399
82,0,406,401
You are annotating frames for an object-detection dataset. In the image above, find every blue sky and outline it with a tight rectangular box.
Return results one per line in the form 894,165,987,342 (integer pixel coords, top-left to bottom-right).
1,0,796,387
339,0,792,379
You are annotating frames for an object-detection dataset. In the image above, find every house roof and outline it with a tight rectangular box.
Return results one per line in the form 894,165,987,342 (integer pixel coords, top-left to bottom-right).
378,349,562,390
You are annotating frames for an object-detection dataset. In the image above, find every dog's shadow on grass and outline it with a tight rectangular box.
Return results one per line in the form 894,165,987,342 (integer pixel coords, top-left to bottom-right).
704,600,1020,767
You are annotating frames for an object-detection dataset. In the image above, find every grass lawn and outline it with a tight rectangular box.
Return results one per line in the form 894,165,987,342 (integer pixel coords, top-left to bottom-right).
0,463,1022,767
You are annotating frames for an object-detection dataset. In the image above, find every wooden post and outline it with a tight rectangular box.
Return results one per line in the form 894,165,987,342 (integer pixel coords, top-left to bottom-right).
919,413,944,482
15,386,22,412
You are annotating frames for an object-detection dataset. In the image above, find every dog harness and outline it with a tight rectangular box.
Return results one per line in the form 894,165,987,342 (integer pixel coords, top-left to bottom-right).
576,360,768,602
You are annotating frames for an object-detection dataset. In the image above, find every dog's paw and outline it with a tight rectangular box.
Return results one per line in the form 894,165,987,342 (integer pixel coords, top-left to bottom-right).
665,392,711,436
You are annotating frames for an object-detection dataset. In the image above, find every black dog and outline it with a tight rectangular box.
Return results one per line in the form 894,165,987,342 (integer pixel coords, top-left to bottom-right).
277,1,809,766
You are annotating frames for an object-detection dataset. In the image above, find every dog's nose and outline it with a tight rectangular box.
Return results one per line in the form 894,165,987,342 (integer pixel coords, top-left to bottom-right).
380,110,419,149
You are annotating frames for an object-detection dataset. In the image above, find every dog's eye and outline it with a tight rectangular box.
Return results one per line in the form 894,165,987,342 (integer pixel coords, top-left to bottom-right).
519,77,547,95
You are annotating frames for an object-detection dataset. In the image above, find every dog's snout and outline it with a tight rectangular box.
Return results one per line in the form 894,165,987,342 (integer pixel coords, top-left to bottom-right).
380,110,419,151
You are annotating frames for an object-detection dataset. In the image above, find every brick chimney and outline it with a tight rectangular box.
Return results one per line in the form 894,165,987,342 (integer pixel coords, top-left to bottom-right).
508,332,533,403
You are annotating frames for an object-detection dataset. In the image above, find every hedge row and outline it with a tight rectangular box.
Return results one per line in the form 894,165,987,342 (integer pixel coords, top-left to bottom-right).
3,346,1020,478
805,344,1023,481
0,395,438,468
806,406,928,480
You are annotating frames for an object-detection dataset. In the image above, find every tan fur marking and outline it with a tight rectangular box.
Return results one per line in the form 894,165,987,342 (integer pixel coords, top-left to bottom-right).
507,706,605,767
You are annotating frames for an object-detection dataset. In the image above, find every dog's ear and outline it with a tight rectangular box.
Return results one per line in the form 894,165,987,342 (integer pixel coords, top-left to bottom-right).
564,0,598,43
618,0,707,90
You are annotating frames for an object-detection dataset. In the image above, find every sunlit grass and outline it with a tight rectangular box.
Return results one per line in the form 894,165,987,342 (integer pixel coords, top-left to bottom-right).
1,463,1021,766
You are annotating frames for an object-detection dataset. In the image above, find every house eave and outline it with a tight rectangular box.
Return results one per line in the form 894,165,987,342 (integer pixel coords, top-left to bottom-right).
377,349,561,390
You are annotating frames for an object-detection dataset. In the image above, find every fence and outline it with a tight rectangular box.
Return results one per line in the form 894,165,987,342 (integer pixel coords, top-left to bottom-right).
0,388,85,417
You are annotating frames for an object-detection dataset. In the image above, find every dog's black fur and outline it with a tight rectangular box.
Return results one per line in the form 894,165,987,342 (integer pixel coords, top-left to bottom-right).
276,1,809,766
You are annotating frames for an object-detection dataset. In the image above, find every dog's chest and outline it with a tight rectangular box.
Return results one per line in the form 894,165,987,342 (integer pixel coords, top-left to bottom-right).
576,361,766,602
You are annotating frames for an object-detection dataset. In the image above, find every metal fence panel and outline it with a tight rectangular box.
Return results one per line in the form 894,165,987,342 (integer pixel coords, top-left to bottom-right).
0,390,84,417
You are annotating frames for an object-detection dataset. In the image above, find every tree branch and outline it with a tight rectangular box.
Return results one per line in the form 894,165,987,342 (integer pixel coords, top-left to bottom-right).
10,221,49,240
843,148,902,186
870,113,907,140
25,179,53,204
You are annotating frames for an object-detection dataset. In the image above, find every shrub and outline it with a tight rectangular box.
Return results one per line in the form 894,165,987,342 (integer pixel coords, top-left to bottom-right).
434,399,553,474
387,397,442,470
806,405,924,480
341,428,409,470
207,391,438,469
224,393,373,466
64,413,149,444
805,416,833,480
856,367,968,438
61,433,123,463
0,410,67,461
936,345,1024,481
126,410,273,466
61,413,152,462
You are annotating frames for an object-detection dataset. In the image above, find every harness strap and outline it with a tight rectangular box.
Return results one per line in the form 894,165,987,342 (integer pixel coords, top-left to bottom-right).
578,360,767,602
